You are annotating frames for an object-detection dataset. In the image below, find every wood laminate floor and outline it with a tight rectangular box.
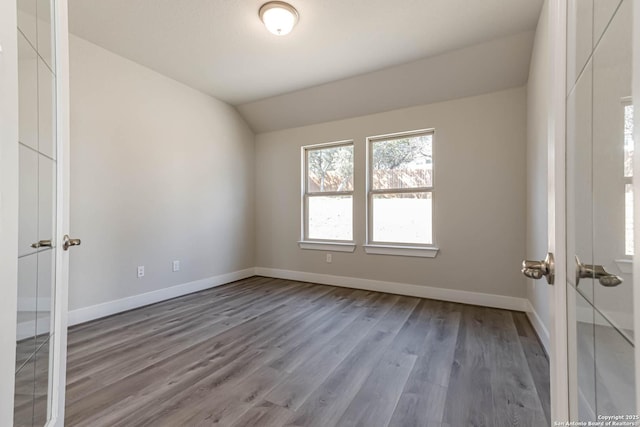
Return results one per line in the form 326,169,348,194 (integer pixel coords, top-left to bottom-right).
64,276,550,427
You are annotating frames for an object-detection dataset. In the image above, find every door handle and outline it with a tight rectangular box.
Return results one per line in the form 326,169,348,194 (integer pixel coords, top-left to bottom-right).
62,235,81,251
31,239,53,249
521,252,555,285
575,256,623,287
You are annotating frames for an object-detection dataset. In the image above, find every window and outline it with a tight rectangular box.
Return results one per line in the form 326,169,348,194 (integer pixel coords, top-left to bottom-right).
301,141,354,250
624,102,634,256
365,129,437,257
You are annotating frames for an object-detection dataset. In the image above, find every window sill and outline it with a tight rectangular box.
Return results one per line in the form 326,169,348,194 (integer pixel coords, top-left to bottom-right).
363,244,439,258
298,241,356,252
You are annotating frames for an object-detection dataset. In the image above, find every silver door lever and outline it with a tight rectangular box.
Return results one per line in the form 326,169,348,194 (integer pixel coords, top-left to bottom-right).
521,253,555,285
575,256,622,287
31,239,53,249
62,235,81,251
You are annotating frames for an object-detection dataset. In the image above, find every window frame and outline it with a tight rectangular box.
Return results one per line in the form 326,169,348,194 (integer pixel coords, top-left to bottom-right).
364,129,438,257
299,140,356,251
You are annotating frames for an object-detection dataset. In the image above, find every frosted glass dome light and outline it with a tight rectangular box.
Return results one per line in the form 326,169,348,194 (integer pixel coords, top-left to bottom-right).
259,2,299,36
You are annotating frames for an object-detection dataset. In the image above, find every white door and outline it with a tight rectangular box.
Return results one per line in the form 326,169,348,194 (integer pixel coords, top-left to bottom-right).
566,0,637,421
526,0,639,422
11,0,72,426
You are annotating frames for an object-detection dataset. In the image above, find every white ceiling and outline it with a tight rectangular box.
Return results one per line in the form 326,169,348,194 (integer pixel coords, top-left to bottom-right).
238,31,535,132
68,0,544,107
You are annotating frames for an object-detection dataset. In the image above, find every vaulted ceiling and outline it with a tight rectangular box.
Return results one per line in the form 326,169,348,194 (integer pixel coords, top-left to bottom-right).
68,0,544,132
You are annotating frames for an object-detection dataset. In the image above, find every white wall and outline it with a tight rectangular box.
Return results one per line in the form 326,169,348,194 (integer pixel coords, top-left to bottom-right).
68,35,255,314
255,87,527,303
0,0,20,422
526,0,551,343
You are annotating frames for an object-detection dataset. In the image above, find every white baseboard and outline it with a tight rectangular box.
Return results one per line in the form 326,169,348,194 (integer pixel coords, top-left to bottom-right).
255,267,528,312
526,300,551,353
66,266,535,329
16,318,51,342
67,268,256,326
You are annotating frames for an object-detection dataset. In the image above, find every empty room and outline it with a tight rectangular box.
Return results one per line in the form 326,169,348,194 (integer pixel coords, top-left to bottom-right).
1,0,639,426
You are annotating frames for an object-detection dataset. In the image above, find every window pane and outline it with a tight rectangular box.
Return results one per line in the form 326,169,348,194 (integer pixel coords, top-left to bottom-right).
626,183,634,256
307,145,353,192
624,105,634,178
308,195,352,240
372,192,432,244
372,134,432,190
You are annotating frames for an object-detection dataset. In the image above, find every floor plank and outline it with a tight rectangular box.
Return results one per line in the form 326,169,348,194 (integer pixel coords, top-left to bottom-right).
489,310,547,427
442,306,500,427
231,400,296,427
63,276,550,427
335,350,416,427
282,297,420,427
388,301,460,426
264,293,400,411
513,312,551,425
68,284,341,426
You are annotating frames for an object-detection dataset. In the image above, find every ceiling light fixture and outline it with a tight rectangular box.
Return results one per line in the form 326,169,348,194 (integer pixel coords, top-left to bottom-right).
259,1,299,36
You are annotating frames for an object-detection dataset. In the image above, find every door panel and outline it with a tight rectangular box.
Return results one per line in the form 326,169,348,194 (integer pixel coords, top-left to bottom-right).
592,0,633,340
38,157,55,247
32,340,51,425
15,0,58,425
566,60,594,303
593,0,623,46
18,145,38,258
567,0,593,88
18,33,37,151
38,60,56,159
36,250,54,345
567,285,597,420
35,0,54,70
566,0,635,421
16,255,37,357
17,0,36,47
13,356,35,427
593,309,635,416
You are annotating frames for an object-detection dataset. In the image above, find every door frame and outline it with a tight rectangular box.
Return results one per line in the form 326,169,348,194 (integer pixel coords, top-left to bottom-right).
49,0,71,425
633,0,640,415
547,0,570,421
0,0,20,424
0,0,70,425
551,0,640,420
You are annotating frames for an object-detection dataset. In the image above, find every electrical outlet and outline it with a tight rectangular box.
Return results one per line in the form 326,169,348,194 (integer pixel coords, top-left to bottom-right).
172,260,180,272
326,253,332,263
137,266,145,278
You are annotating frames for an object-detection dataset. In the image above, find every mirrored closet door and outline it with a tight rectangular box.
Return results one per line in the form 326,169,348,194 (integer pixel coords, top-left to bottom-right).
15,0,57,425
566,0,636,420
